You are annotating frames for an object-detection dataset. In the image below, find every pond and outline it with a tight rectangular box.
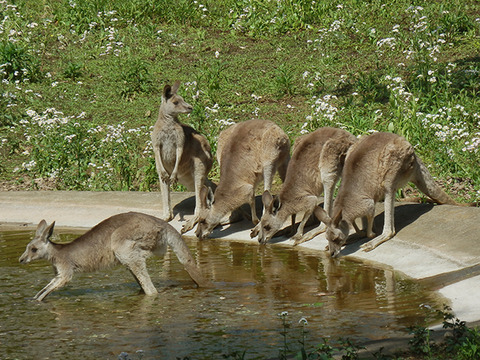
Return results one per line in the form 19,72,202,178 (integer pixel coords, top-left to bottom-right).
0,228,445,359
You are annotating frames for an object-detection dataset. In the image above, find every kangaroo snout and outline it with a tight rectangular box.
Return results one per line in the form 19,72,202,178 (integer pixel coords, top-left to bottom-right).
19,253,30,264
178,101,193,114
330,249,340,258
258,237,270,245
257,232,272,245
195,226,211,240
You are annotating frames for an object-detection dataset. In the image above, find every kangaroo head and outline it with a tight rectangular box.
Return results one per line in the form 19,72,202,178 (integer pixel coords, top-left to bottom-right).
325,210,349,257
161,81,193,117
254,190,284,244
195,185,219,240
19,220,55,264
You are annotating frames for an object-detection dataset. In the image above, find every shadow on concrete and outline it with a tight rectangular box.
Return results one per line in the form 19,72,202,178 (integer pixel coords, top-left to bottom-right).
418,263,480,290
177,196,438,251
173,195,196,221
339,203,435,256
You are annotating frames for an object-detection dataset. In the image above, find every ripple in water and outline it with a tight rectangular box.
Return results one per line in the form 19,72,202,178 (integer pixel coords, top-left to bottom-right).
0,230,445,359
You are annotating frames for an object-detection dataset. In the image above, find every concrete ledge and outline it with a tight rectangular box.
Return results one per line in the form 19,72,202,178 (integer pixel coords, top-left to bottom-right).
1,190,479,325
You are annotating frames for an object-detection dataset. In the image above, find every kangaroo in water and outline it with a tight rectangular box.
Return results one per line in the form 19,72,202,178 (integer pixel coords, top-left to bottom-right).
195,119,290,240
320,132,460,257
19,212,212,301
252,127,356,245
151,81,213,233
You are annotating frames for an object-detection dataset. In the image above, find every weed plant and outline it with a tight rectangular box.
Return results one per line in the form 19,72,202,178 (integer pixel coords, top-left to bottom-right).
0,0,478,200
159,307,475,359
248,307,478,359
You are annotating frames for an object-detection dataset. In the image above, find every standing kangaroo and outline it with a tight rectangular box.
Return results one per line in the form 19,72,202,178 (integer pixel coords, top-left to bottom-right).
151,81,213,233
19,212,212,301
321,132,459,257
252,127,356,245
195,119,290,240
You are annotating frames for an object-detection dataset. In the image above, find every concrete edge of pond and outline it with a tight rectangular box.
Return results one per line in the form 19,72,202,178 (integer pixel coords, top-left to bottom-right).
1,190,479,354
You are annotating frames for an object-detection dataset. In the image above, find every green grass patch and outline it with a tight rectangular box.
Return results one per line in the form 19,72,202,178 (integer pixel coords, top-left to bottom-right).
0,0,478,201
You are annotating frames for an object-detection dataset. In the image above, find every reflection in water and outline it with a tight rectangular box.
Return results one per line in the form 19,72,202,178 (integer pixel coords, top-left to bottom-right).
1,230,444,359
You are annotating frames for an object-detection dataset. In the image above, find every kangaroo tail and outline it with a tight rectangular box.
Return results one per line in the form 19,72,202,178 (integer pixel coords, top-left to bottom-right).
412,155,459,205
164,224,214,288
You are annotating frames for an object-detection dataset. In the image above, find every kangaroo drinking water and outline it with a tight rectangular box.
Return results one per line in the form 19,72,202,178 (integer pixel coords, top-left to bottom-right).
151,81,213,232
252,127,356,245
321,132,460,257
19,212,212,301
195,119,290,240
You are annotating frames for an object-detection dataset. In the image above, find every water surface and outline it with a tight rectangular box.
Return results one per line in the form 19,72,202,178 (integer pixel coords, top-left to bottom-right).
0,229,444,359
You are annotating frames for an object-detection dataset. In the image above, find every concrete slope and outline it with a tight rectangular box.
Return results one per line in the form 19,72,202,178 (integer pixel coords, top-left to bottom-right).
1,190,479,325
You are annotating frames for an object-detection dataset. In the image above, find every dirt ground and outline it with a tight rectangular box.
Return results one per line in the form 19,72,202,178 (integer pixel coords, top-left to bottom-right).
1,174,476,206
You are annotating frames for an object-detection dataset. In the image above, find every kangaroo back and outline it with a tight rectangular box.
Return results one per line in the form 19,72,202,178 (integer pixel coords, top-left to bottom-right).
217,119,290,185
282,127,355,198
195,119,290,239
254,127,355,244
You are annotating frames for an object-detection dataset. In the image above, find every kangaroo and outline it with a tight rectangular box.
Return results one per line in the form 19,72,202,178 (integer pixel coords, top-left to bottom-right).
195,119,290,240
151,81,213,233
19,212,212,301
252,127,356,245
321,132,460,257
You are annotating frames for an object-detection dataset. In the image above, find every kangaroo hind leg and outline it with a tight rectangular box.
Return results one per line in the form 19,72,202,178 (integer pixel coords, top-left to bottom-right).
127,261,158,296
181,163,206,234
116,246,158,296
360,189,396,252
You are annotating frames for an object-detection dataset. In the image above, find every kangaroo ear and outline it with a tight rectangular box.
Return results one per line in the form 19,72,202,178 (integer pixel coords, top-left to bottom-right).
35,220,48,237
171,80,181,94
262,191,281,215
200,185,214,209
45,221,55,242
272,195,281,215
332,209,343,227
163,84,173,100
262,190,273,207
207,186,215,207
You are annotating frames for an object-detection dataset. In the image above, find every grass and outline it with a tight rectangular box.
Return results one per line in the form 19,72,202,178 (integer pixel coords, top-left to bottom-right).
0,0,479,201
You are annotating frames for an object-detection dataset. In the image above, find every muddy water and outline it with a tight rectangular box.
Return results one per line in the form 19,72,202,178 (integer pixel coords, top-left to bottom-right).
1,229,444,359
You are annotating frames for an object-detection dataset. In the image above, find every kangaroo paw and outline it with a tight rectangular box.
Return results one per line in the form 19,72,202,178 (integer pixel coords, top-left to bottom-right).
169,174,178,185
250,224,260,238
293,233,314,246
160,173,170,184
360,242,376,252
293,224,326,246
181,216,198,234
181,222,193,234
360,232,394,252
162,213,174,222
291,235,301,244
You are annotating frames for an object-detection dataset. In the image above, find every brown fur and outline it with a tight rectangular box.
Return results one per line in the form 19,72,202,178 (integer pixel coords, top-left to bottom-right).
19,212,212,301
151,81,213,232
195,119,290,239
252,127,356,245
323,132,459,257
